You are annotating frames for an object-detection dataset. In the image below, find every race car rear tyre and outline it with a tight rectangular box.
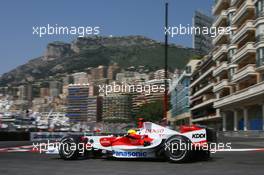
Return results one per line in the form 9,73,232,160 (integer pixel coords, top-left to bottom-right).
59,136,80,160
164,135,192,163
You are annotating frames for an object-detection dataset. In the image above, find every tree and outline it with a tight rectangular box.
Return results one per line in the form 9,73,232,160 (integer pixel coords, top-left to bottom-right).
135,100,163,122
191,55,202,60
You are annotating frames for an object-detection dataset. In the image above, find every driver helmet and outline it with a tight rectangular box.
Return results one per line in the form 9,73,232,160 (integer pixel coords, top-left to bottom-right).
127,129,137,135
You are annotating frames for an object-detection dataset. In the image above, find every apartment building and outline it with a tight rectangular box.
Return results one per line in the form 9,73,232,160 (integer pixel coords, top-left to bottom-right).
72,72,89,85
102,94,132,122
87,96,102,123
49,81,62,97
131,92,146,114
210,0,264,131
189,55,220,129
144,79,168,104
66,84,89,124
90,65,107,81
18,85,32,101
116,71,149,84
169,60,200,127
153,69,172,80
193,11,214,55
107,63,120,80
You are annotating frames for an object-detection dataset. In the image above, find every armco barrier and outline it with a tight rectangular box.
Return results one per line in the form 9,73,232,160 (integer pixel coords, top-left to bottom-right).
30,132,68,141
30,132,93,141
0,132,127,141
0,132,30,141
30,132,127,141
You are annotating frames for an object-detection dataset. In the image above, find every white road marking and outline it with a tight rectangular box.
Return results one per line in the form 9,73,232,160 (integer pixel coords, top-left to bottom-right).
212,148,264,152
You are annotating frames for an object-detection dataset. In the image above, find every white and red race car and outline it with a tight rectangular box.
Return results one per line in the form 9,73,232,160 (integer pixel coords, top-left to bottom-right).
48,120,216,163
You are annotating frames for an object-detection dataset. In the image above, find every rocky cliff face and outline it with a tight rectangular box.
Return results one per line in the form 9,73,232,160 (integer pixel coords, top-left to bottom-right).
43,42,73,61
70,36,157,53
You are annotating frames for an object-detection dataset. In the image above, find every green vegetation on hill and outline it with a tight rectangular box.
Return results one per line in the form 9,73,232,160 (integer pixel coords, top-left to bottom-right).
135,100,164,122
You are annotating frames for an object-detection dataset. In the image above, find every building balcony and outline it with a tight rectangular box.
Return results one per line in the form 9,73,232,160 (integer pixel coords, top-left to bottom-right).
231,20,255,44
255,40,264,71
214,81,264,108
254,16,264,30
231,0,244,7
213,79,230,92
212,32,229,46
213,10,228,28
213,45,228,61
191,83,214,98
256,46,264,71
231,64,257,82
190,67,214,88
255,26,264,69
256,9,264,18
232,0,255,26
190,99,215,111
213,62,228,76
256,63,264,72
255,35,264,47
231,42,256,63
213,0,230,16
191,114,220,123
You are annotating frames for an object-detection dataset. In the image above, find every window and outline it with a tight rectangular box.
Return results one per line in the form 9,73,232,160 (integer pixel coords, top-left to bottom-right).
228,48,236,63
186,66,191,74
256,23,264,42
257,47,264,67
227,12,235,26
230,68,235,76
256,0,264,17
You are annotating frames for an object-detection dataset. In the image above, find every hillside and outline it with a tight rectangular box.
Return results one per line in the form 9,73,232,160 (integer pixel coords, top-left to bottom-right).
0,36,199,86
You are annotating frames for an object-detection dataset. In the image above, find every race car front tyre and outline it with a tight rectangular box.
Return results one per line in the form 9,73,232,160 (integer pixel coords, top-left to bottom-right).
164,135,192,163
59,136,80,160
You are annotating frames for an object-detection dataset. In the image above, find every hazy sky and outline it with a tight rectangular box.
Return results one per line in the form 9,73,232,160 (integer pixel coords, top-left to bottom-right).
0,0,213,74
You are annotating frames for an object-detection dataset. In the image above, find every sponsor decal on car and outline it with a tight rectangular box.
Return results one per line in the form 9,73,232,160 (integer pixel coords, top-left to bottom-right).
192,133,206,139
112,151,147,157
145,129,164,134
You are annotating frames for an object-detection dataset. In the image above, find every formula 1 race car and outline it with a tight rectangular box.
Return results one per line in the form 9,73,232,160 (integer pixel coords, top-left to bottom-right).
47,120,216,163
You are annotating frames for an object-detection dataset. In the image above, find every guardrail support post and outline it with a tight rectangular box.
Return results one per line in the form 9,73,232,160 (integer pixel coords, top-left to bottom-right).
243,108,248,131
262,104,264,131
233,110,238,131
222,112,226,131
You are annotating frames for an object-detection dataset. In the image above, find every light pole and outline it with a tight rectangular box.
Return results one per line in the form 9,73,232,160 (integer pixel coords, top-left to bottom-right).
163,1,169,124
